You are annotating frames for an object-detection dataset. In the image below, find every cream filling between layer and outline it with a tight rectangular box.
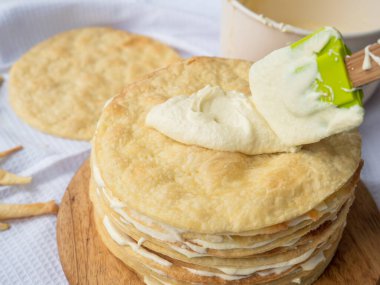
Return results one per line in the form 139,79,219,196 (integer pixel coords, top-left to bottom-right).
216,247,314,275
300,250,326,270
99,183,339,255
292,277,302,284
103,215,172,267
103,208,332,281
183,245,327,280
185,267,244,281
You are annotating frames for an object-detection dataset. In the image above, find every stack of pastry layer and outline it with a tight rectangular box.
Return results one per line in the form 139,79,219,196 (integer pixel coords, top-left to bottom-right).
90,57,362,285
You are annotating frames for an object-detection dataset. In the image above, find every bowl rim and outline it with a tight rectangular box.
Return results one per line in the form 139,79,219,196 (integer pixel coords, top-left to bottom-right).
231,0,380,39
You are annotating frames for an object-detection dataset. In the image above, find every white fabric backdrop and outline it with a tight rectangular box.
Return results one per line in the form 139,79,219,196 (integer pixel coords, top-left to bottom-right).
0,1,378,284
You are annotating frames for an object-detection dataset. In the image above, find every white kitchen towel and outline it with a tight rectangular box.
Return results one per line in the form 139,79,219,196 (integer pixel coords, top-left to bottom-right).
0,1,219,284
0,1,379,285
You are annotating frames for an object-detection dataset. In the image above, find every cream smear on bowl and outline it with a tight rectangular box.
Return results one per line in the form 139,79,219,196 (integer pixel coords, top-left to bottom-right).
239,0,380,34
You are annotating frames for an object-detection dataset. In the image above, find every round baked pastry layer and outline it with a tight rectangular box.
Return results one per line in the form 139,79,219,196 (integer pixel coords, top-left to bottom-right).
9,27,180,140
92,57,362,233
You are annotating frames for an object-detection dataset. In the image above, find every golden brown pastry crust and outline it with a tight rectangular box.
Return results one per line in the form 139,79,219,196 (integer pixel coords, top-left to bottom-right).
9,27,180,140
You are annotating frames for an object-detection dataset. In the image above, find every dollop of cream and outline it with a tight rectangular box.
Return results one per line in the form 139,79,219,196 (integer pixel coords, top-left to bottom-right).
250,28,364,146
146,85,296,155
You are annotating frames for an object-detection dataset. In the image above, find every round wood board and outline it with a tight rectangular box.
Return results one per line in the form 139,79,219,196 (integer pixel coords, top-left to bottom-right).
57,160,380,285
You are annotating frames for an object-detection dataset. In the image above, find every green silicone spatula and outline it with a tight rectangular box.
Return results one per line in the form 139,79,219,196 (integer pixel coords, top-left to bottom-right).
291,27,380,108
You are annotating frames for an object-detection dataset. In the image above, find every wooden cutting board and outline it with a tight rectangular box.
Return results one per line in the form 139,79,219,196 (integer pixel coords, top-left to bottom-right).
57,161,380,285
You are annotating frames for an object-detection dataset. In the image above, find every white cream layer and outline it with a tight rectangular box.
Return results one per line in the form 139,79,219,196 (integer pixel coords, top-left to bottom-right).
103,216,172,267
103,201,335,281
215,247,314,276
99,184,338,256
292,277,302,284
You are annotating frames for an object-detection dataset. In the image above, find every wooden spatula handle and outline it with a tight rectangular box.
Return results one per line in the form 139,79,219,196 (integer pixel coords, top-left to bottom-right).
345,43,380,88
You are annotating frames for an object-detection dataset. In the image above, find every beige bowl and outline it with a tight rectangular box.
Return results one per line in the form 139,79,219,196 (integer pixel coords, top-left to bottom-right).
221,0,380,100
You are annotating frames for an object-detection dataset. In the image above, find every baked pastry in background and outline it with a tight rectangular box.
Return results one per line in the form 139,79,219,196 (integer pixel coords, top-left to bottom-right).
90,57,362,284
9,27,180,140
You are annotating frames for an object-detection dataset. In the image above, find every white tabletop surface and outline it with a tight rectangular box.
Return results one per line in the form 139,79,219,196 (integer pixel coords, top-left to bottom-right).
0,1,378,285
